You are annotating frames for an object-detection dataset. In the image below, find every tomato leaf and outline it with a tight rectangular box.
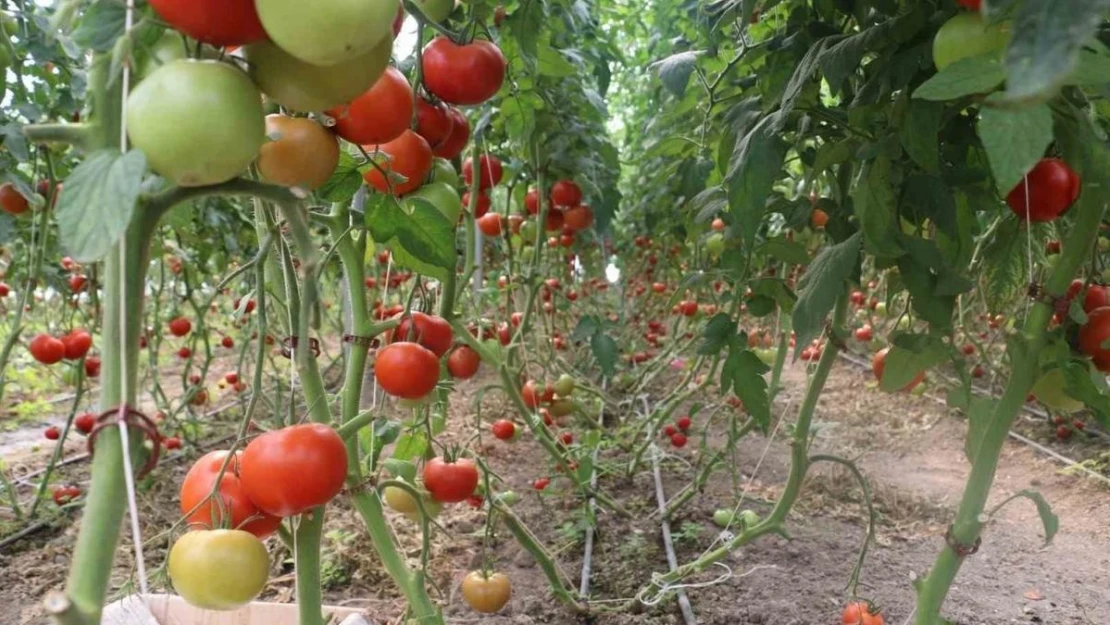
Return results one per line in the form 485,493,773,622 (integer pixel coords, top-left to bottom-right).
852,157,903,259
898,99,943,173
1003,0,1108,103
751,278,797,313
572,316,601,342
391,432,427,463
382,458,417,483
978,102,1054,195
590,332,618,378
818,9,925,95
882,333,947,392
318,151,365,203
698,313,735,356
721,336,771,430
71,1,125,52
998,490,1059,546
913,55,1005,101
652,50,700,97
726,115,786,248
56,148,147,262
1061,360,1110,430
791,231,862,359
757,238,810,265
895,254,955,329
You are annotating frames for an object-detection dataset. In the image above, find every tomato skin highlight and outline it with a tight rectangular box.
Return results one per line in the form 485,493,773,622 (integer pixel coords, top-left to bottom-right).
375,342,441,399
168,529,269,611
180,450,282,538
239,424,349,517
423,456,479,503
148,0,266,46
422,37,506,105
1006,158,1081,223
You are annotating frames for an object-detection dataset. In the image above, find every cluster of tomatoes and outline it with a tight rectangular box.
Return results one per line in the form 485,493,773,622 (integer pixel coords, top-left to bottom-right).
27,329,93,367
662,414,693,448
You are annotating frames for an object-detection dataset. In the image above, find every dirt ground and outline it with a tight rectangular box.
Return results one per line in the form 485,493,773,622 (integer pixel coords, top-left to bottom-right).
2,356,1109,625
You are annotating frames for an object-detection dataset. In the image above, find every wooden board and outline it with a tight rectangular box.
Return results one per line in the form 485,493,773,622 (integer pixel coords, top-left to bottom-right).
102,594,367,625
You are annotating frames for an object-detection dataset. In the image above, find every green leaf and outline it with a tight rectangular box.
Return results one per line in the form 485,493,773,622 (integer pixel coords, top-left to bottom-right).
537,41,577,77
902,174,958,239
1067,49,1110,86
882,334,947,392
391,431,427,463
757,238,811,265
318,151,365,203
978,102,1054,195
382,458,417,483
698,313,735,356
964,396,993,464
1002,491,1060,546
898,99,943,173
792,231,862,358
726,115,787,247
653,50,700,97
572,315,601,342
913,55,1005,101
501,91,541,146
751,278,797,313
778,37,840,118
71,1,126,52
1004,0,1110,103
690,185,728,223
852,158,903,258
370,198,457,280
0,213,14,245
591,333,618,378
56,149,147,262
818,9,925,94
1061,360,1110,430
896,254,955,329
365,194,403,243
722,338,771,430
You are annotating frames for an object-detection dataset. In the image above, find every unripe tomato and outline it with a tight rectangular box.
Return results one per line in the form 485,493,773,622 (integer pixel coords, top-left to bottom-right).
423,456,479,503
364,130,433,196
127,60,264,187
180,450,282,537
30,334,66,365
375,342,441,399
240,423,349,517
422,37,506,105
1006,158,1081,223
932,13,1011,71
244,37,391,113
148,0,265,46
328,67,414,145
410,0,454,23
254,0,397,67
168,529,269,610
257,115,339,190
461,571,512,613
409,182,463,223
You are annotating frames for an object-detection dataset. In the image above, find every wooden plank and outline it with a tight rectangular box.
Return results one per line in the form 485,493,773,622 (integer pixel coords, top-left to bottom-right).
103,595,367,625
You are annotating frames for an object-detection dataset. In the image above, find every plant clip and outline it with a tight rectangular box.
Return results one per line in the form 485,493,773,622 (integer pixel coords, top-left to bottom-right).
342,334,380,348
824,322,847,351
86,404,162,479
944,526,981,558
281,336,321,359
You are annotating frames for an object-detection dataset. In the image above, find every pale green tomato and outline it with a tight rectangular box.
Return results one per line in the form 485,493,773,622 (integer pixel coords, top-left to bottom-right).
874,302,888,317
255,0,397,66
910,380,928,396
755,348,777,366
168,530,269,611
554,374,576,397
407,182,461,223
712,509,733,528
895,315,913,331
243,37,391,113
1099,237,1110,253
706,233,725,256
519,220,538,243
430,158,458,185
411,0,454,23
738,509,760,528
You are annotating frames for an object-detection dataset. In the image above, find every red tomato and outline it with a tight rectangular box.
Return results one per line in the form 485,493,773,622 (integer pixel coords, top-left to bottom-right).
564,205,593,231
75,413,96,435
871,347,924,392
447,345,480,379
222,336,234,348
711,218,725,232
392,311,454,357
524,188,540,214
491,419,515,440
53,485,81,505
240,424,349,517
462,154,503,190
423,457,479,503
178,347,192,359
1084,285,1110,313
0,182,30,215
841,601,884,625
854,325,873,342
676,416,692,431
414,97,455,149
328,67,413,145
45,425,61,440
422,37,506,105
84,355,101,377
549,180,582,207
670,432,687,448
522,380,542,408
68,274,87,292
181,450,282,537
957,0,981,9
148,0,266,46
364,130,433,196
375,342,441,399
29,334,66,365
168,317,192,337
432,107,470,160
0,282,9,297
1006,158,1081,223
61,330,93,360
533,477,549,491
1079,306,1110,371
463,191,491,217
545,208,565,232
478,213,504,237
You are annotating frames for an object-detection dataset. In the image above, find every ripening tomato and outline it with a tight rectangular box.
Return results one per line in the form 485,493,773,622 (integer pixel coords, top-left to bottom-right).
364,130,433,196
244,37,391,113
478,213,504,237
392,311,454,357
422,37,506,105
375,342,441,399
447,345,480,379
462,154,504,190
711,217,725,232
257,115,339,191
169,317,192,337
148,0,266,46
180,450,282,537
127,60,264,187
564,205,593,231
854,325,873,342
30,334,66,365
871,347,924,392
62,329,93,360
240,423,349,517
423,456,479,503
491,419,515,440
328,66,414,145
1006,158,1081,223
461,571,512,613
0,182,30,215
415,97,454,148
550,180,582,207
433,107,470,160
521,380,542,408
168,529,269,611
841,600,884,625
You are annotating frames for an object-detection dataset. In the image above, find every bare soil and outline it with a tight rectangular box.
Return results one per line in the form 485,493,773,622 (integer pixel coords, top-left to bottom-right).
2,357,1109,625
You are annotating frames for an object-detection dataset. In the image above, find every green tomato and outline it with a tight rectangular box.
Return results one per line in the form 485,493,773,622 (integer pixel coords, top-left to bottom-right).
519,247,535,265
712,509,734,528
411,0,454,23
933,13,1012,71
407,182,462,223
430,157,458,186
910,380,928,396
136,31,220,81
255,0,396,66
127,60,264,187
1032,368,1085,414
168,529,269,611
895,315,913,331
243,37,391,113
755,348,777,366
706,233,725,256
737,509,760,528
874,302,888,317
554,374,576,397
403,496,442,522
496,490,521,506
1101,268,1110,284
519,219,538,243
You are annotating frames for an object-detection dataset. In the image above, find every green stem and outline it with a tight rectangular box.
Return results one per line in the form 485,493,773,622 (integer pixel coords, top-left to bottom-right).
294,511,326,625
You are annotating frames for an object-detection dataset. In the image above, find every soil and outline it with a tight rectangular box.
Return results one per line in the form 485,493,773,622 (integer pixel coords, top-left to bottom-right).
2,356,1109,625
